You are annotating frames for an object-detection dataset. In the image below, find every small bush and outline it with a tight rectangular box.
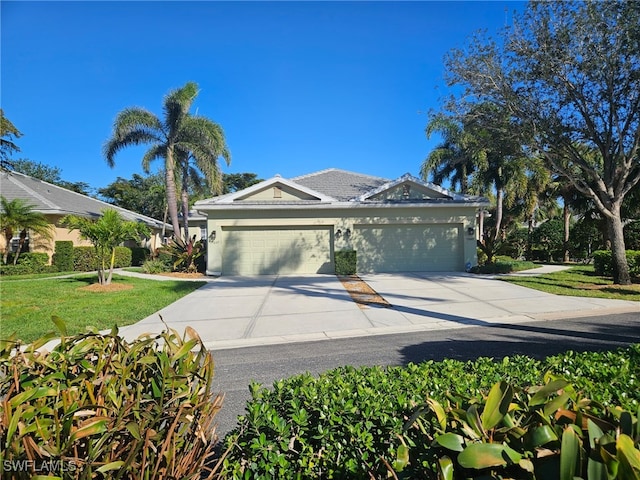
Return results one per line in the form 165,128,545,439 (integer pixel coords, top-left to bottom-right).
52,240,74,272
142,258,171,274
0,322,224,480
220,346,640,479
335,249,357,275
73,246,132,271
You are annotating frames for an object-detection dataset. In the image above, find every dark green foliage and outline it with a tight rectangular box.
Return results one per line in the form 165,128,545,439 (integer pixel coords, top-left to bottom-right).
569,217,604,262
531,219,564,262
504,228,529,259
52,240,74,271
594,250,640,277
221,346,640,479
130,246,150,266
471,259,536,274
0,252,54,276
0,322,224,480
625,220,640,250
73,246,132,271
160,237,204,273
335,249,357,275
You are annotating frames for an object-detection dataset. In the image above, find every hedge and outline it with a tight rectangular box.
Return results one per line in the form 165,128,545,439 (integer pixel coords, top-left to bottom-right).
593,249,640,277
52,241,74,272
220,345,640,479
0,252,55,276
130,246,150,266
72,246,133,271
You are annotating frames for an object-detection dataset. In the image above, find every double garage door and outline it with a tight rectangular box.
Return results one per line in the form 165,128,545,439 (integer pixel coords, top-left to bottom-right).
221,224,463,275
354,224,463,273
222,226,334,275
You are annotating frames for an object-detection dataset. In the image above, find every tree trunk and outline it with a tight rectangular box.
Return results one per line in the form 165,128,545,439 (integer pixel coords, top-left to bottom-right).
164,147,181,239
493,187,504,242
606,211,631,285
563,201,571,263
181,166,190,243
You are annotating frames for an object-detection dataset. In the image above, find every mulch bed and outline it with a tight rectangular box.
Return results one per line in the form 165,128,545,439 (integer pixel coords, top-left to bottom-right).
79,283,134,293
338,275,392,309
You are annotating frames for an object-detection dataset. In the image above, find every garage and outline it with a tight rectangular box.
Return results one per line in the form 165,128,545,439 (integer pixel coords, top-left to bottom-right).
221,226,334,275
353,224,464,273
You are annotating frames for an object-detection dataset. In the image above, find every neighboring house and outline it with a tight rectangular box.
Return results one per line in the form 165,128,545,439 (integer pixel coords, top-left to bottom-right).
0,170,171,261
194,168,490,275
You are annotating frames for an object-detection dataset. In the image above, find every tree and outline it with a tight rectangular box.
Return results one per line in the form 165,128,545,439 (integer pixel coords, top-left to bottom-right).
223,173,262,194
98,173,167,220
104,82,230,241
62,209,150,285
443,1,640,284
9,159,92,195
0,110,22,168
0,196,53,265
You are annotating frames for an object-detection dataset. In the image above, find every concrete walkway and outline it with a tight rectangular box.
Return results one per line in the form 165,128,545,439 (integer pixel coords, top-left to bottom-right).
114,267,639,350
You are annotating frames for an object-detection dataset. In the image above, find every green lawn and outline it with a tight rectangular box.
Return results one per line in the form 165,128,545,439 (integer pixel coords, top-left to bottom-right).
0,274,206,343
500,265,640,301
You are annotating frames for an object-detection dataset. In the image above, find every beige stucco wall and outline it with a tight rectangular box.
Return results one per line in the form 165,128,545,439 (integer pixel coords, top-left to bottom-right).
202,205,479,275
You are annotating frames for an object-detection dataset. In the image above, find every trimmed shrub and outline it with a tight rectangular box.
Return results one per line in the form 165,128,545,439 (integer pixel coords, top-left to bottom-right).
593,249,640,277
130,246,150,266
471,259,536,274
0,253,56,276
73,246,133,271
52,240,74,272
142,258,171,274
0,323,224,480
335,249,357,275
220,346,640,479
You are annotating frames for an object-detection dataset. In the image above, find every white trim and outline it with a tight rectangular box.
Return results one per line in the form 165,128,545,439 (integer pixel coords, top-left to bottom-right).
357,173,470,202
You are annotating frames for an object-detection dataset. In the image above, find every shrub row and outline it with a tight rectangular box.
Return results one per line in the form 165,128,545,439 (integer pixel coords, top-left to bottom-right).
471,258,536,274
593,249,640,277
72,246,133,271
0,252,55,276
220,346,640,479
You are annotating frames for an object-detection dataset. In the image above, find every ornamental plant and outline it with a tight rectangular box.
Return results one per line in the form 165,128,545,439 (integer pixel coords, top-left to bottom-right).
0,320,224,480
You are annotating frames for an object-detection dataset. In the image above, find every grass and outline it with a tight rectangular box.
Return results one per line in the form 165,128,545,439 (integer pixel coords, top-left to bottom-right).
0,274,206,343
0,271,77,281
500,265,640,301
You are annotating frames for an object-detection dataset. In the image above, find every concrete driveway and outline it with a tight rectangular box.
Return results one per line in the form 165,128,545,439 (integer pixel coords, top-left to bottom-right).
116,270,639,350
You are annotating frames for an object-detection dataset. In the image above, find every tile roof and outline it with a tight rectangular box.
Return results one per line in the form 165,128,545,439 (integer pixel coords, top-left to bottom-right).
1,170,170,230
292,168,390,201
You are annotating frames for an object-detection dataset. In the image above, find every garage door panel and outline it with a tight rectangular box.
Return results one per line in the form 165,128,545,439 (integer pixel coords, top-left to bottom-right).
354,225,463,273
222,227,333,275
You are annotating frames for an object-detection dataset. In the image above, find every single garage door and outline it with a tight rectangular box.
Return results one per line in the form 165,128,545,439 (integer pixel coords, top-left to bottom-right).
354,224,463,273
222,226,333,275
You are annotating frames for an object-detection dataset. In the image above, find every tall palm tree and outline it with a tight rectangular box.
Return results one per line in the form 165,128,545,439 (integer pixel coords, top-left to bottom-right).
103,82,230,240
421,113,478,194
0,195,53,264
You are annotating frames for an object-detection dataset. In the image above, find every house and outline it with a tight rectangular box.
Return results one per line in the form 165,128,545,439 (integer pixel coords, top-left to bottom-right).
194,168,490,275
0,170,171,261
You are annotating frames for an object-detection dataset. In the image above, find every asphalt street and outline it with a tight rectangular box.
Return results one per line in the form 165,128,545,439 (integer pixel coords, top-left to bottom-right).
210,312,640,440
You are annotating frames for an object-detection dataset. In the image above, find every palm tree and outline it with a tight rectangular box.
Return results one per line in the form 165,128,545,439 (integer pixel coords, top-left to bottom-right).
103,82,230,241
421,113,478,194
0,196,53,264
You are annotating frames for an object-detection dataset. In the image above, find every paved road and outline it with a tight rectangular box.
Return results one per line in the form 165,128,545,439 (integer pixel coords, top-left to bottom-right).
211,312,640,440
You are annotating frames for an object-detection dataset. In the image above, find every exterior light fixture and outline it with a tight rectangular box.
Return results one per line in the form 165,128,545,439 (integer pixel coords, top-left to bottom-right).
208,230,217,243
336,229,342,239
467,227,475,236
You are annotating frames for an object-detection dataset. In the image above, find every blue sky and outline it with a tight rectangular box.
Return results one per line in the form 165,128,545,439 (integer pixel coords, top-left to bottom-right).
2,1,524,193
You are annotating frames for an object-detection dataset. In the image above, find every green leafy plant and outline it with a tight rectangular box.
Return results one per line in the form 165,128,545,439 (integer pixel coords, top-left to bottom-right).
161,235,204,273
141,258,170,274
0,320,225,479
220,347,640,479
62,209,149,284
594,250,640,277
396,376,640,479
335,249,357,275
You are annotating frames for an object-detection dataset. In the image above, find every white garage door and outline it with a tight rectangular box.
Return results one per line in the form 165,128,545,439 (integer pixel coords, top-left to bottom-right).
222,226,333,275
354,224,463,273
